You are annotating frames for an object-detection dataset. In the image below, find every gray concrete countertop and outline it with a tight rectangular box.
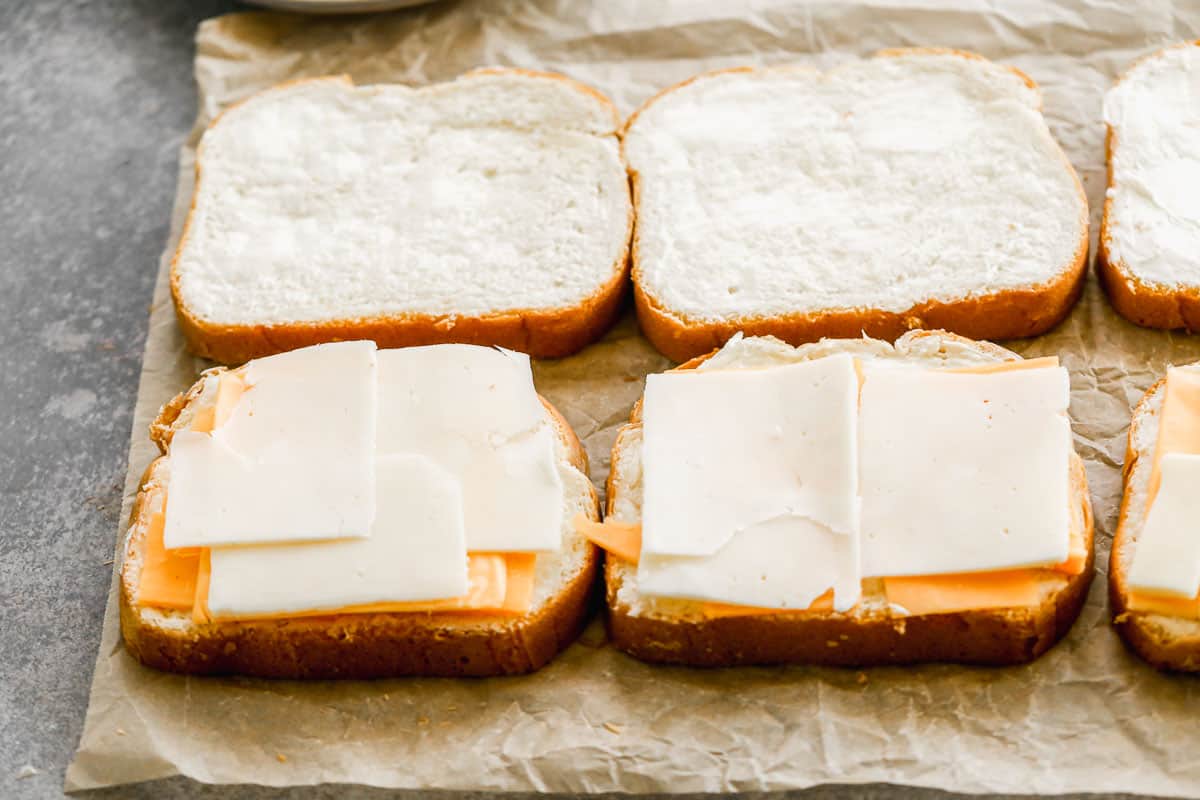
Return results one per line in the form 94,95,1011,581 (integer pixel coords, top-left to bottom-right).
0,3,1165,799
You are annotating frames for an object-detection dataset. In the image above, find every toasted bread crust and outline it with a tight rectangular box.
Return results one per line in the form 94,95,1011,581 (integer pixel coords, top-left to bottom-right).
605,331,1095,667
1098,43,1200,332
624,50,1089,363
171,70,634,365
120,373,600,679
1109,376,1200,671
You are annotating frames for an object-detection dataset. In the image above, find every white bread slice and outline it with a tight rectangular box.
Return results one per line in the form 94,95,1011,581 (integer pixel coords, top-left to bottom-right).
622,50,1089,362
1110,366,1200,671
1099,42,1200,330
605,330,1094,667
172,69,633,364
121,369,600,679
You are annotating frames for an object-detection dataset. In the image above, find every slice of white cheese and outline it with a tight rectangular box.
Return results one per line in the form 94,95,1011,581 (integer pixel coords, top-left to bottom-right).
637,354,862,610
858,362,1072,577
1128,453,1200,599
205,454,469,618
376,344,563,552
638,514,861,612
640,353,861,558
163,340,378,548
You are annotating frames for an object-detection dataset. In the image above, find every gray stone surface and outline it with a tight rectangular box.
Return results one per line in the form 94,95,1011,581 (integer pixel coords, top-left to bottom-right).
0,2,1170,798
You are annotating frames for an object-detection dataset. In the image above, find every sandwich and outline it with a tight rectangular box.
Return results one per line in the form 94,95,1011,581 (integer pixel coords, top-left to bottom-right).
1099,41,1200,330
1111,364,1200,671
120,341,600,678
171,69,633,364
580,331,1093,667
622,49,1089,361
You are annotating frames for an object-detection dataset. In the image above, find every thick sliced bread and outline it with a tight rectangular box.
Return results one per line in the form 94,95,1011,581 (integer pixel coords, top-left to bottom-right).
172,69,634,364
605,331,1094,667
1110,367,1200,671
1098,42,1200,330
622,50,1089,362
120,370,600,679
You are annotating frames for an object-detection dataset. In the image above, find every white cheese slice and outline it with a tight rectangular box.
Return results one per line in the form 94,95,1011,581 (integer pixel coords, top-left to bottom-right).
376,344,563,552
164,341,378,548
858,362,1071,577
640,353,861,558
205,454,469,618
1128,453,1200,599
637,354,862,610
638,514,861,611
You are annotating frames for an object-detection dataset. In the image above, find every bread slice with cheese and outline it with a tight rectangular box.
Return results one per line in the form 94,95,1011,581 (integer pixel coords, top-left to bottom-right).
172,69,633,364
595,331,1093,667
622,50,1089,362
1110,365,1200,671
1099,42,1200,330
120,345,600,679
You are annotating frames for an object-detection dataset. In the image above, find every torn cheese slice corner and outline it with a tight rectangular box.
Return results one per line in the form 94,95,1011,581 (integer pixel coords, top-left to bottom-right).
637,354,862,611
203,454,469,620
1127,453,1200,600
859,361,1072,578
163,341,378,548
376,344,563,553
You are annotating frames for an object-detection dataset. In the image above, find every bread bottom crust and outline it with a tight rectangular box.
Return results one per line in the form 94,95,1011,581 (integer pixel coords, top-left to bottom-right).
120,551,599,679
175,267,630,365
606,554,1092,669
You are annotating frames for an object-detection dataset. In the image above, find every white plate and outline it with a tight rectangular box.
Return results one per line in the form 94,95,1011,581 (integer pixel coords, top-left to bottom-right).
245,0,439,13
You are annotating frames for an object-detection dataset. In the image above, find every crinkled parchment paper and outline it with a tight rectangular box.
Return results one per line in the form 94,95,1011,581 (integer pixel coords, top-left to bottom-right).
68,1,1200,794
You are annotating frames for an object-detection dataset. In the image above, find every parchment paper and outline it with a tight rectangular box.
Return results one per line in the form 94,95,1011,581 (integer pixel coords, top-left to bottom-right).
67,1,1200,794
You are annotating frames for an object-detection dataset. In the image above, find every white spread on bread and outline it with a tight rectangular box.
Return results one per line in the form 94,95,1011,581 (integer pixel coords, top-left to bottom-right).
176,73,629,325
1104,44,1200,288
624,53,1086,321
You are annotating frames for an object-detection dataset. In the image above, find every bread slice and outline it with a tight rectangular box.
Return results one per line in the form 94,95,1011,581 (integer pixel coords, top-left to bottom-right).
1110,367,1200,671
622,50,1089,362
1098,42,1200,330
120,370,600,679
604,330,1094,667
171,69,633,364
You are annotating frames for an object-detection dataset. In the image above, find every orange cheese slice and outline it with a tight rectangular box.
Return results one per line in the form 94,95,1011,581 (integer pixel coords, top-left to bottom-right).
1127,368,1200,617
882,570,1045,616
136,488,201,610
575,514,641,563
947,356,1060,375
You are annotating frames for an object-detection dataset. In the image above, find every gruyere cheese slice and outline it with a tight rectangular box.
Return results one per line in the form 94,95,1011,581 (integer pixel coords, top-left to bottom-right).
376,345,563,553
1127,453,1200,599
637,354,861,610
638,514,861,611
164,341,378,548
204,454,469,619
859,362,1071,577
